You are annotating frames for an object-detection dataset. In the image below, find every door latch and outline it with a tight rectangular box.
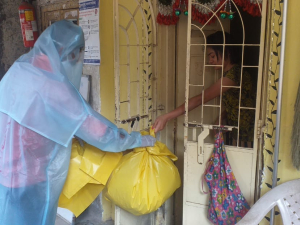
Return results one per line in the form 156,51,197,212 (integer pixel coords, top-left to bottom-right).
157,104,165,111
197,127,210,164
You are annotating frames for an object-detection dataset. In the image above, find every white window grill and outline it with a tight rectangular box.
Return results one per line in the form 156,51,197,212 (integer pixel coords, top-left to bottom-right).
184,0,265,148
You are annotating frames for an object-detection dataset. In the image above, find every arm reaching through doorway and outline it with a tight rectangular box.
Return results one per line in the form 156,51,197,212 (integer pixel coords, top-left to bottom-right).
153,77,236,133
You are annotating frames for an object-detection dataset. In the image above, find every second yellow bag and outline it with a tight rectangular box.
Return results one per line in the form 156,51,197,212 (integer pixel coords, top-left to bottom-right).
58,139,122,217
105,130,181,216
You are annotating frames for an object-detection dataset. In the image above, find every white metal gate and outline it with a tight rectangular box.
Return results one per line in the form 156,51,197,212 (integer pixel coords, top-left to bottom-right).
182,0,267,224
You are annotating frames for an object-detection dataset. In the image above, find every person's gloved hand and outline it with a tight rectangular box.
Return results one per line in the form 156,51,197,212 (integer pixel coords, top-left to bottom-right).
140,135,156,147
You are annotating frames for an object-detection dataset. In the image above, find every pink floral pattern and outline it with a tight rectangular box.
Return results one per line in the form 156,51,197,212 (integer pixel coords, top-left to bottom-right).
204,132,250,224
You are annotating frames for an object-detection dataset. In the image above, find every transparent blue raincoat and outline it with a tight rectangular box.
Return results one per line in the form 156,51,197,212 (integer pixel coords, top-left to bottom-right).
0,20,155,225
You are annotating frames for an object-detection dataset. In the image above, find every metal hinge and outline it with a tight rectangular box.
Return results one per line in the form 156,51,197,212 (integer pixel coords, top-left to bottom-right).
257,120,266,139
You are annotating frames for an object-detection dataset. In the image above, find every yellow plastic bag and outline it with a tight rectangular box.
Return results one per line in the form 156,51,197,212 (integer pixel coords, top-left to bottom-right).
105,129,181,216
58,139,122,217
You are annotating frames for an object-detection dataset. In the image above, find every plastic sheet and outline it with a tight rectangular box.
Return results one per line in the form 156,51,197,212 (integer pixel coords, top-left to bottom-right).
75,194,114,225
105,129,181,216
58,139,122,217
0,20,155,225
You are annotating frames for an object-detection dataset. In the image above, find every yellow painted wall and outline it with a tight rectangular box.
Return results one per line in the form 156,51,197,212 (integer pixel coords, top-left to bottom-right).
261,0,300,224
99,1,115,122
278,1,300,179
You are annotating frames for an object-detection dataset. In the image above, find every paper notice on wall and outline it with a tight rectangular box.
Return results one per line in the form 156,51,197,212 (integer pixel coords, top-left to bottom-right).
79,0,101,65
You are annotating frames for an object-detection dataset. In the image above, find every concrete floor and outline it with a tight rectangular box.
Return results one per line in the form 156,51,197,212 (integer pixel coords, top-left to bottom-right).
55,215,71,225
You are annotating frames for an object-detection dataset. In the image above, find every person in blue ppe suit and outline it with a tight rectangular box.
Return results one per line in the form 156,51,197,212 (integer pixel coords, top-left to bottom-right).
0,20,155,225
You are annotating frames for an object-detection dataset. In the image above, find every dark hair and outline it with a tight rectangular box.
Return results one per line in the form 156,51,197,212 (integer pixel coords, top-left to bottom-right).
206,31,240,64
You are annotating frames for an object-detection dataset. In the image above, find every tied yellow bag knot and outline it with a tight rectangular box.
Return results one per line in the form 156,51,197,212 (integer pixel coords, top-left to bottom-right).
105,129,181,216
134,141,178,161
58,139,122,217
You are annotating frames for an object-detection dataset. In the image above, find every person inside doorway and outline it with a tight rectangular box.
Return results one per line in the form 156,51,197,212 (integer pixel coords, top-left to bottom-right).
153,31,256,147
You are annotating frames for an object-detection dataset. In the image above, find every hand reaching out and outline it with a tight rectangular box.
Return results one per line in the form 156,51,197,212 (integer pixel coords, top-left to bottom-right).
153,114,169,133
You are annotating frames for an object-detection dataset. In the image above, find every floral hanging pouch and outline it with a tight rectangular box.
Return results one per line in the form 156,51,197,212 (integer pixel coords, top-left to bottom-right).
204,132,250,224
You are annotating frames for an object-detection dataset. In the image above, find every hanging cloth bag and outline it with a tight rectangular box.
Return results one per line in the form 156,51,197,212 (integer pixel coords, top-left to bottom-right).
204,132,250,224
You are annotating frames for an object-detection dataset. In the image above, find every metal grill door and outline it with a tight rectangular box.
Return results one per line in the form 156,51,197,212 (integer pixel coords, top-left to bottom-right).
182,0,267,224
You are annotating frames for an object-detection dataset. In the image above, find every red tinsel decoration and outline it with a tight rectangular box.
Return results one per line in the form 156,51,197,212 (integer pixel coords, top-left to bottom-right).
157,14,179,25
157,0,262,26
192,0,225,25
157,0,181,25
234,0,262,17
